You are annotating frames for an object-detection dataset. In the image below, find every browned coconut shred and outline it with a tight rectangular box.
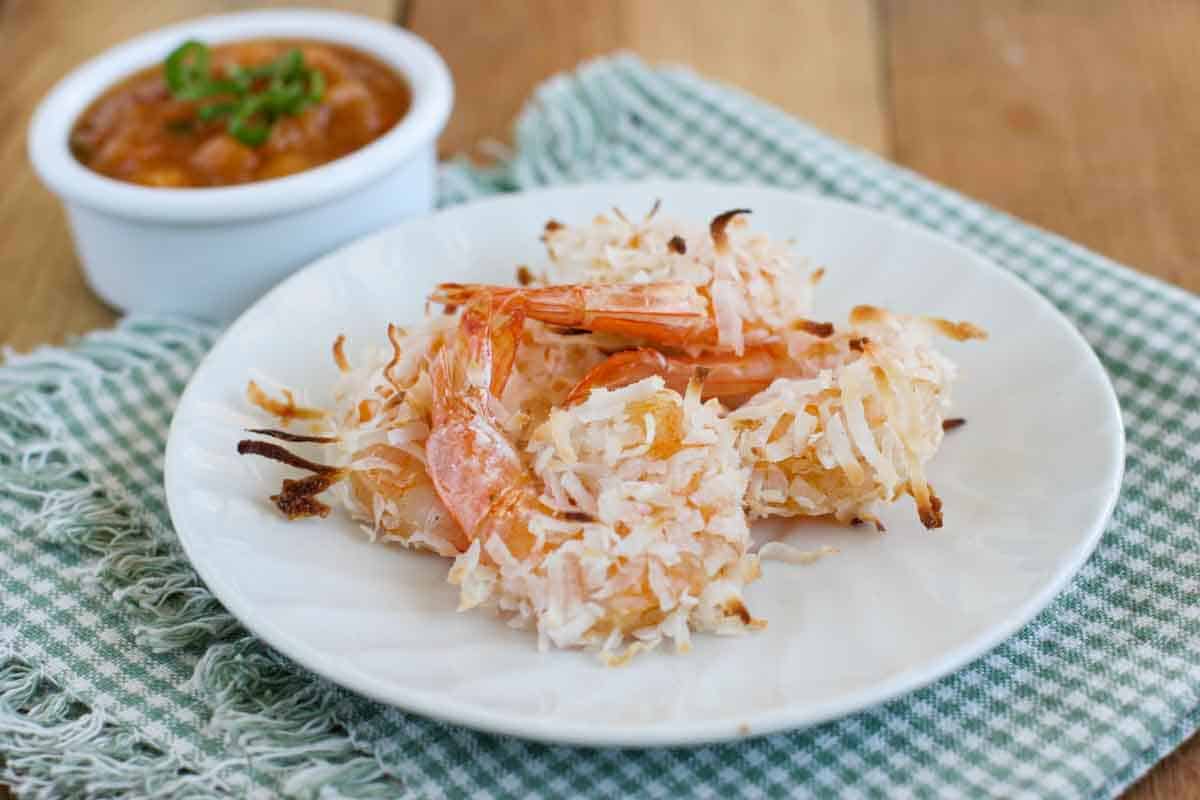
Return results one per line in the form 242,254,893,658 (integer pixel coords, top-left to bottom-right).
236,439,340,475
236,438,348,520
332,334,351,373
793,319,835,338
709,208,752,253
246,381,326,424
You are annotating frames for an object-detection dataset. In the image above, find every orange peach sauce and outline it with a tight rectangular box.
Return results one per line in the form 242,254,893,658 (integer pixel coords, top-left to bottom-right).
70,39,410,187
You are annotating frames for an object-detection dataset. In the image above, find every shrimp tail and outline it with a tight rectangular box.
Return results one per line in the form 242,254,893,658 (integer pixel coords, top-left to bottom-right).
567,344,804,408
430,282,717,347
566,348,674,405
426,293,538,556
430,292,526,425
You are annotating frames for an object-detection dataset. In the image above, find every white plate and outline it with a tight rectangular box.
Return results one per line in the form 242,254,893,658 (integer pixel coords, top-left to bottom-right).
164,181,1124,747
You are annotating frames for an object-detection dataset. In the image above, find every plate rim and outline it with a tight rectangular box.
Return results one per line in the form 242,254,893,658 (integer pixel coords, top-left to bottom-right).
164,179,1126,747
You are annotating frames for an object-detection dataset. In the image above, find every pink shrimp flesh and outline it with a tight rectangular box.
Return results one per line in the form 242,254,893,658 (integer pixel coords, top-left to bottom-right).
565,345,807,408
431,281,720,348
425,292,540,558
565,306,986,408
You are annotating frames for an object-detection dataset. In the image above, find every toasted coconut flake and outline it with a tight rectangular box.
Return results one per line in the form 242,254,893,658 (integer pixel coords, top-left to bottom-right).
848,305,886,325
246,381,325,424
383,323,406,393
709,279,746,354
236,439,340,474
244,428,339,444
926,317,988,341
759,542,839,565
332,334,351,373
793,319,835,338
851,514,887,532
271,472,346,519
644,198,662,222
709,209,751,253
723,597,754,625
237,438,347,520
917,487,945,529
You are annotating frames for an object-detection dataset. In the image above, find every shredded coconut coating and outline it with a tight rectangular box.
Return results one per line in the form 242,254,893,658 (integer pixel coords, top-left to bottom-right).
543,211,818,351
240,205,984,663
447,376,761,662
321,318,609,554
499,324,611,448
729,307,965,527
318,316,463,554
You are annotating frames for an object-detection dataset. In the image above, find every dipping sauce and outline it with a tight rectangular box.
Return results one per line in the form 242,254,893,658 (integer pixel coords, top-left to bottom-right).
70,39,410,187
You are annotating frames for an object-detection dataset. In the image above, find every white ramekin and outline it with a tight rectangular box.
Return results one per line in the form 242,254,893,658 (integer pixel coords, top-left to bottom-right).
29,10,452,321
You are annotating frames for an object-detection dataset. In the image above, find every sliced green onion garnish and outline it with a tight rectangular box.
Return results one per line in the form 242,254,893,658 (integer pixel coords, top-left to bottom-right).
162,40,325,147
165,40,212,101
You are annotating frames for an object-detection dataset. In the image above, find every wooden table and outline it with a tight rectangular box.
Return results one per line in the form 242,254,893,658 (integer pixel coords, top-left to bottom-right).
1,1,1195,796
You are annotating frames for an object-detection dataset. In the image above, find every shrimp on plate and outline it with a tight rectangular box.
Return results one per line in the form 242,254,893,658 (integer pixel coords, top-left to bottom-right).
556,286,981,531
440,207,825,355
725,306,985,529
235,202,986,661
483,288,986,529
428,294,761,662
237,310,609,557
238,316,466,555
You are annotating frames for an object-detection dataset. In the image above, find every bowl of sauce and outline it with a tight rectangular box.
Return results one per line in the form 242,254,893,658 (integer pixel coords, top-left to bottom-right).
71,39,414,188
29,10,452,320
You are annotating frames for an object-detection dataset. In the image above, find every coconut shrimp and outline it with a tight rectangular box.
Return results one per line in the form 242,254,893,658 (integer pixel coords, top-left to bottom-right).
727,306,983,528
560,305,986,528
237,314,610,556
540,206,822,353
428,294,761,660
430,280,836,356
237,317,467,555
233,202,991,661
564,308,983,409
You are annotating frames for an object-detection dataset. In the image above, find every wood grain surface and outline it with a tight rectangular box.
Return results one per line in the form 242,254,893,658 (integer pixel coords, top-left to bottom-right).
407,0,887,159
0,1,1195,796
885,0,1200,294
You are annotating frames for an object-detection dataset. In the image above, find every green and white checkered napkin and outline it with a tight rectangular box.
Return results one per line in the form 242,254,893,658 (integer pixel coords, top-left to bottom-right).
2,55,1197,799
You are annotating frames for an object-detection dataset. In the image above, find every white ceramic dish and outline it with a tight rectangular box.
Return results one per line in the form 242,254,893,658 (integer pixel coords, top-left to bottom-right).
164,181,1124,747
28,9,452,321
